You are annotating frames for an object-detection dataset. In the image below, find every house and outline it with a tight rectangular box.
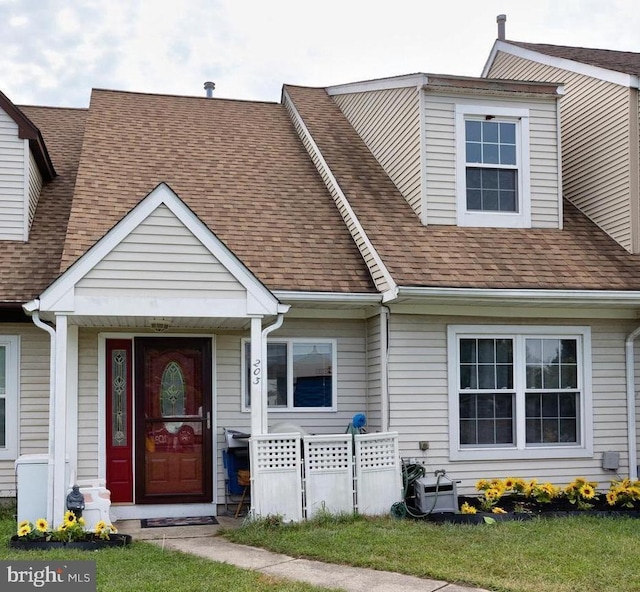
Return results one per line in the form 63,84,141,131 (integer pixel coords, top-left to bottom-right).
3,24,640,524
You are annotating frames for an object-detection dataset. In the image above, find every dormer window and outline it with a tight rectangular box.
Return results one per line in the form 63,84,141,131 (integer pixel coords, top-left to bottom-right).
456,104,531,228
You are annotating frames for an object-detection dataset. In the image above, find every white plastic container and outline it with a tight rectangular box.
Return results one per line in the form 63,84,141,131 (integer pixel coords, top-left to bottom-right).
76,480,113,530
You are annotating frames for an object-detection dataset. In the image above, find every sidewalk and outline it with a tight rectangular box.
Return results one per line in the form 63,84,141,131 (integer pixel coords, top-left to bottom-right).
118,518,491,592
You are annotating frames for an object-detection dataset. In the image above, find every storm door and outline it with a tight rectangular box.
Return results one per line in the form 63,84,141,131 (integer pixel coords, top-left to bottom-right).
134,337,212,504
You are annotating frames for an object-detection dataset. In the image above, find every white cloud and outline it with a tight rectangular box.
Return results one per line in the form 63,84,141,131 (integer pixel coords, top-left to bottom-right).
1,0,640,107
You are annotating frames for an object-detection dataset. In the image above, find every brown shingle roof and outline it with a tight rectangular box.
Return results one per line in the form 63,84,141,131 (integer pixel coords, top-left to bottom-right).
506,40,640,77
61,89,374,293
285,84,640,290
0,105,86,304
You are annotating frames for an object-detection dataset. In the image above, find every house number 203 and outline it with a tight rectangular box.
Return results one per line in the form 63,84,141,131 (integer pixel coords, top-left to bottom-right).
252,359,261,385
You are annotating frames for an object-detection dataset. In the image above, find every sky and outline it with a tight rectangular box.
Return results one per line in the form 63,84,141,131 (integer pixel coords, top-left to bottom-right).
2,0,640,108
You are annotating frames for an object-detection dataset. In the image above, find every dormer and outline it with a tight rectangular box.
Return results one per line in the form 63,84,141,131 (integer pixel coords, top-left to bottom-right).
326,74,563,230
0,90,55,241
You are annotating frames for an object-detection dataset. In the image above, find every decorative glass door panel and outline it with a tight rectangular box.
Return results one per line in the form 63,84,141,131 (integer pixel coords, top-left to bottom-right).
135,337,212,504
106,340,133,503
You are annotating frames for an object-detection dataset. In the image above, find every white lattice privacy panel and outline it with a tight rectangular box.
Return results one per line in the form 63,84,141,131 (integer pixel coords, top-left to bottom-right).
354,432,402,515
250,434,303,522
304,435,354,518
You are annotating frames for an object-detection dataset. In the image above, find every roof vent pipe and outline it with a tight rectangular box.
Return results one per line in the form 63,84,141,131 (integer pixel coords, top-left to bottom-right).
204,81,216,98
497,14,506,40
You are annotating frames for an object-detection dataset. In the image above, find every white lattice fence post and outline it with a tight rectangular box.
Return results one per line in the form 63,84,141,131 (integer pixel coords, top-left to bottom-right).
250,433,303,522
354,432,403,516
303,434,354,518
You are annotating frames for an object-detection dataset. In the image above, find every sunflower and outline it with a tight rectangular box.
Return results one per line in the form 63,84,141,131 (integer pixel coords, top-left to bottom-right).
503,477,516,490
18,519,30,529
476,479,490,491
64,510,77,525
492,507,507,514
580,484,596,499
460,502,477,514
606,490,618,505
35,518,49,533
94,520,106,533
17,524,31,537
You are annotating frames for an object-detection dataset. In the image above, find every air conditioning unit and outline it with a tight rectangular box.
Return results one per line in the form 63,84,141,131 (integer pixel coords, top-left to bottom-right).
414,473,458,513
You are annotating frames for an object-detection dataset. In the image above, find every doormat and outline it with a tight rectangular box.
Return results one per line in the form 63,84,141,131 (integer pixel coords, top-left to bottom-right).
141,516,219,528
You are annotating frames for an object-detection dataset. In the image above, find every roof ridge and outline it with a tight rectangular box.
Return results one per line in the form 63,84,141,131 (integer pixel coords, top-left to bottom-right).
508,39,640,56
90,87,280,106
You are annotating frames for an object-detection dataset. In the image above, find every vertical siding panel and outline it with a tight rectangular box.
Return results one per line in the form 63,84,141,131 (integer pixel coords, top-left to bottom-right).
489,51,632,250
332,88,422,215
0,109,26,240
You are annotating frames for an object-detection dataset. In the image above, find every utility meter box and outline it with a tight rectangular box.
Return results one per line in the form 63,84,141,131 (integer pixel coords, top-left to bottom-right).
414,474,458,513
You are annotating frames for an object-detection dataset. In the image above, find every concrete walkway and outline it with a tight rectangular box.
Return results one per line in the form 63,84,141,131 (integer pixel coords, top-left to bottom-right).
118,517,490,592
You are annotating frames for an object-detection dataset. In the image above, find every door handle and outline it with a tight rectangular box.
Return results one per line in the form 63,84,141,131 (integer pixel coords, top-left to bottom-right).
206,412,211,430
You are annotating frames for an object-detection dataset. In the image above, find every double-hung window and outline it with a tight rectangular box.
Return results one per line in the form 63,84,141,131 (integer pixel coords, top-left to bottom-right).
243,339,336,411
448,326,592,461
456,104,531,228
0,336,19,460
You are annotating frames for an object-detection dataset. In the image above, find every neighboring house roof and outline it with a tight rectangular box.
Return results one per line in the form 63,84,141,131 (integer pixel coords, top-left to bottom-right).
504,40,640,77
285,84,640,290
61,89,375,294
0,91,56,181
0,105,86,304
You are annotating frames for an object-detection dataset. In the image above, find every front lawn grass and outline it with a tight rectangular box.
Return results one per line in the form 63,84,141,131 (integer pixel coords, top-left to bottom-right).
0,507,336,592
224,513,640,592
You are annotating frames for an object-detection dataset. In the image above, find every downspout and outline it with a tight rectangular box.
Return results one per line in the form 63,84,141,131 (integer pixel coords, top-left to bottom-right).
380,306,390,432
260,314,285,434
625,325,640,480
28,305,57,523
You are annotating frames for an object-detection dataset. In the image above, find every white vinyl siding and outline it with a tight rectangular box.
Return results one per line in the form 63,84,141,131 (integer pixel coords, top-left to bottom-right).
0,327,48,497
388,314,635,494
76,204,247,299
488,50,632,250
365,315,382,432
332,87,422,215
425,92,560,228
77,329,100,480
423,95,457,224
0,109,27,241
27,149,43,233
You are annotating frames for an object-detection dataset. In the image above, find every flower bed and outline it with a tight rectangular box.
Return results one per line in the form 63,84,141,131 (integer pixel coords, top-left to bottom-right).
10,511,130,550
424,477,640,524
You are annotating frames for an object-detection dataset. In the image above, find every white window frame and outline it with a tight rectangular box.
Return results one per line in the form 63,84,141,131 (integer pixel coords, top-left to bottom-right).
447,325,592,461
455,103,531,228
0,336,19,460
241,338,338,413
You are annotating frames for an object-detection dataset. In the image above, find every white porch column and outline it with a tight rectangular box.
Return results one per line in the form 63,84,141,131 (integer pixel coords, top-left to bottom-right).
52,313,69,526
249,317,264,436
66,325,79,483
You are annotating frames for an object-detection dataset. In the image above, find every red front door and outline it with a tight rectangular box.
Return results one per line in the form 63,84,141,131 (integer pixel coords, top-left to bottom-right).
134,337,213,504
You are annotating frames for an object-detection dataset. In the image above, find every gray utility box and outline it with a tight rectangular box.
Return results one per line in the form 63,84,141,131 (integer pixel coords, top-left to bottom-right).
414,474,458,513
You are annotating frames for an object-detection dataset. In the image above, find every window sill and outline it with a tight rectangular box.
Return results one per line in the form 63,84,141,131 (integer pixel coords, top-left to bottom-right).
450,446,593,462
241,407,337,414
